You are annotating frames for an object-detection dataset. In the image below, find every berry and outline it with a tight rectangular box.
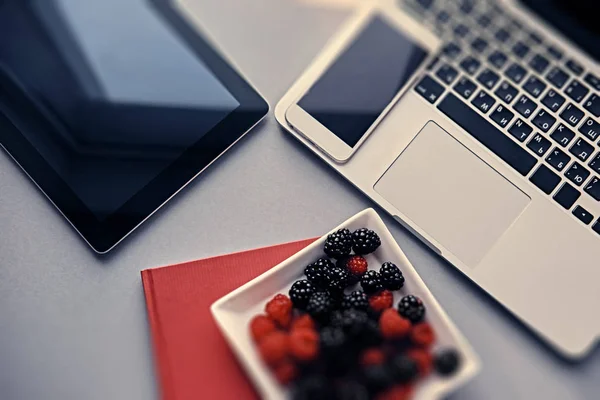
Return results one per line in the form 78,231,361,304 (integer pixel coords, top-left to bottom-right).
410,323,436,348
290,314,315,331
360,319,383,347
293,375,334,400
249,315,277,343
406,348,433,376
352,228,381,255
274,360,298,385
265,294,294,328
306,292,334,323
377,385,413,400
335,381,369,400
289,280,315,309
342,291,369,311
304,258,334,288
397,295,426,323
369,290,394,313
360,348,385,366
324,228,353,258
361,270,383,294
331,309,369,338
344,255,368,277
434,349,461,376
379,262,405,291
379,309,411,340
363,364,393,393
327,266,350,293
290,328,319,361
389,355,419,384
258,331,289,366
319,326,346,356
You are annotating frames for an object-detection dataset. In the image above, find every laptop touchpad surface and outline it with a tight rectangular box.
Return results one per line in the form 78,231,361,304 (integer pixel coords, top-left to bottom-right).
374,122,530,267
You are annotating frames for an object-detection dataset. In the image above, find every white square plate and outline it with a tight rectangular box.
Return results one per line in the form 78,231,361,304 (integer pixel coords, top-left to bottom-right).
212,209,480,399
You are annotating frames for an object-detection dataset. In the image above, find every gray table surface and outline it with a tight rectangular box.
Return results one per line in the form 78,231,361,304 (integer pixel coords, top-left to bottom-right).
1,1,599,399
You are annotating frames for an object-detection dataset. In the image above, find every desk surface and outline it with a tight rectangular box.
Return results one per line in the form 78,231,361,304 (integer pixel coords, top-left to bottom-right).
1,1,599,399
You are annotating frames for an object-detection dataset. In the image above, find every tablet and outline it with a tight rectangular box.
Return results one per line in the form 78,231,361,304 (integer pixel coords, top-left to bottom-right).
0,0,268,253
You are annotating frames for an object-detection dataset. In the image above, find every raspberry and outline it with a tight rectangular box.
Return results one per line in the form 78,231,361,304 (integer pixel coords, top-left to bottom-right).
352,228,381,255
290,314,315,331
377,385,413,400
369,290,394,313
434,348,461,376
361,270,383,294
406,348,433,376
249,315,277,343
379,262,405,291
289,328,319,361
345,255,368,277
410,323,436,348
324,228,353,259
379,309,411,340
274,360,297,385
360,348,385,366
258,331,289,366
265,294,293,328
397,295,426,323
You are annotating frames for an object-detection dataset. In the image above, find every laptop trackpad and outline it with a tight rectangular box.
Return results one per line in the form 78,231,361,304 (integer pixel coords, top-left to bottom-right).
374,122,530,267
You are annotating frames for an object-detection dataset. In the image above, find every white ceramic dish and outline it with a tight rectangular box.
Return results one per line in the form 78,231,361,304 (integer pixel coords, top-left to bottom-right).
211,209,480,399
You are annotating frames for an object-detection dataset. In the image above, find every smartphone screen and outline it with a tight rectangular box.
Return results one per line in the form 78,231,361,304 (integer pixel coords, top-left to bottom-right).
298,15,428,148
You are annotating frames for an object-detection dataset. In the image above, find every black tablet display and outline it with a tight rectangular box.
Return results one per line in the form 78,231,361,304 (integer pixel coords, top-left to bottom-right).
0,0,268,253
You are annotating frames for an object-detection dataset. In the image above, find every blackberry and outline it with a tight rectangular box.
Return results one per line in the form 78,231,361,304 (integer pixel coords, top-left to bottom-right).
398,295,426,323
434,349,461,376
289,279,315,309
358,319,382,347
306,292,334,322
390,355,419,383
334,381,369,400
327,266,350,294
319,326,347,355
352,228,381,255
304,258,334,288
360,270,383,294
379,262,405,291
330,309,369,338
324,228,353,259
363,364,393,394
293,375,335,400
341,291,369,311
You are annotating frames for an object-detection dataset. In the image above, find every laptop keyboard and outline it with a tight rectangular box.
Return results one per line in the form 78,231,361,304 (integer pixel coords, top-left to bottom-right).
401,0,600,234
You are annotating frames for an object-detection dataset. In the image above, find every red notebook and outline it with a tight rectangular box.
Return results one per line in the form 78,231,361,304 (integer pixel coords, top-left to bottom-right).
141,239,316,400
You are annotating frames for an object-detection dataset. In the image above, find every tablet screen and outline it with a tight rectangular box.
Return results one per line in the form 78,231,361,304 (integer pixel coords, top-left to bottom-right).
0,0,240,220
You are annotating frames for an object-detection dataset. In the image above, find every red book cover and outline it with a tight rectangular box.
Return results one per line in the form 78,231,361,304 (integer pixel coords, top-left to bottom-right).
141,239,316,400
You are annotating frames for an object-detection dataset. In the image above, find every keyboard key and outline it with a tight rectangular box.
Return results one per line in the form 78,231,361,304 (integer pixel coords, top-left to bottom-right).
527,133,552,156
435,10,451,26
458,0,475,14
471,38,488,53
584,73,600,91
436,64,459,85
454,24,470,38
490,104,514,128
488,51,508,69
569,138,594,161
414,75,445,103
414,0,434,9
528,31,544,45
529,54,550,74
459,56,481,75
495,81,518,104
508,118,533,142
471,90,496,114
530,164,560,194
512,42,530,59
565,161,590,186
553,183,580,209
532,109,556,132
583,94,600,117
546,147,570,171
505,63,527,84
547,45,563,60
573,205,593,225
541,89,565,112
579,117,600,142
550,123,575,147
547,67,569,89
477,68,500,90
426,56,439,71
584,176,600,201
589,153,600,174
453,76,477,99
477,14,493,28
495,28,511,43
522,75,547,98
514,94,537,117
441,42,462,59
560,103,585,127
438,93,537,176
593,220,600,235
565,80,589,103
565,59,584,76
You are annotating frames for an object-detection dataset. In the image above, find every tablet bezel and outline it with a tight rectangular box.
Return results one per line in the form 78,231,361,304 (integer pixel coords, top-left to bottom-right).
0,0,269,253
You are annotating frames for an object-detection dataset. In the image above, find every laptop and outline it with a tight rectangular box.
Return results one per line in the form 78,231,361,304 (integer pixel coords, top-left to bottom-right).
277,0,600,358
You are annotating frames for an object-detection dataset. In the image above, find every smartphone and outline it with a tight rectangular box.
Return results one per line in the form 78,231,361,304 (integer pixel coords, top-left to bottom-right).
285,2,439,163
